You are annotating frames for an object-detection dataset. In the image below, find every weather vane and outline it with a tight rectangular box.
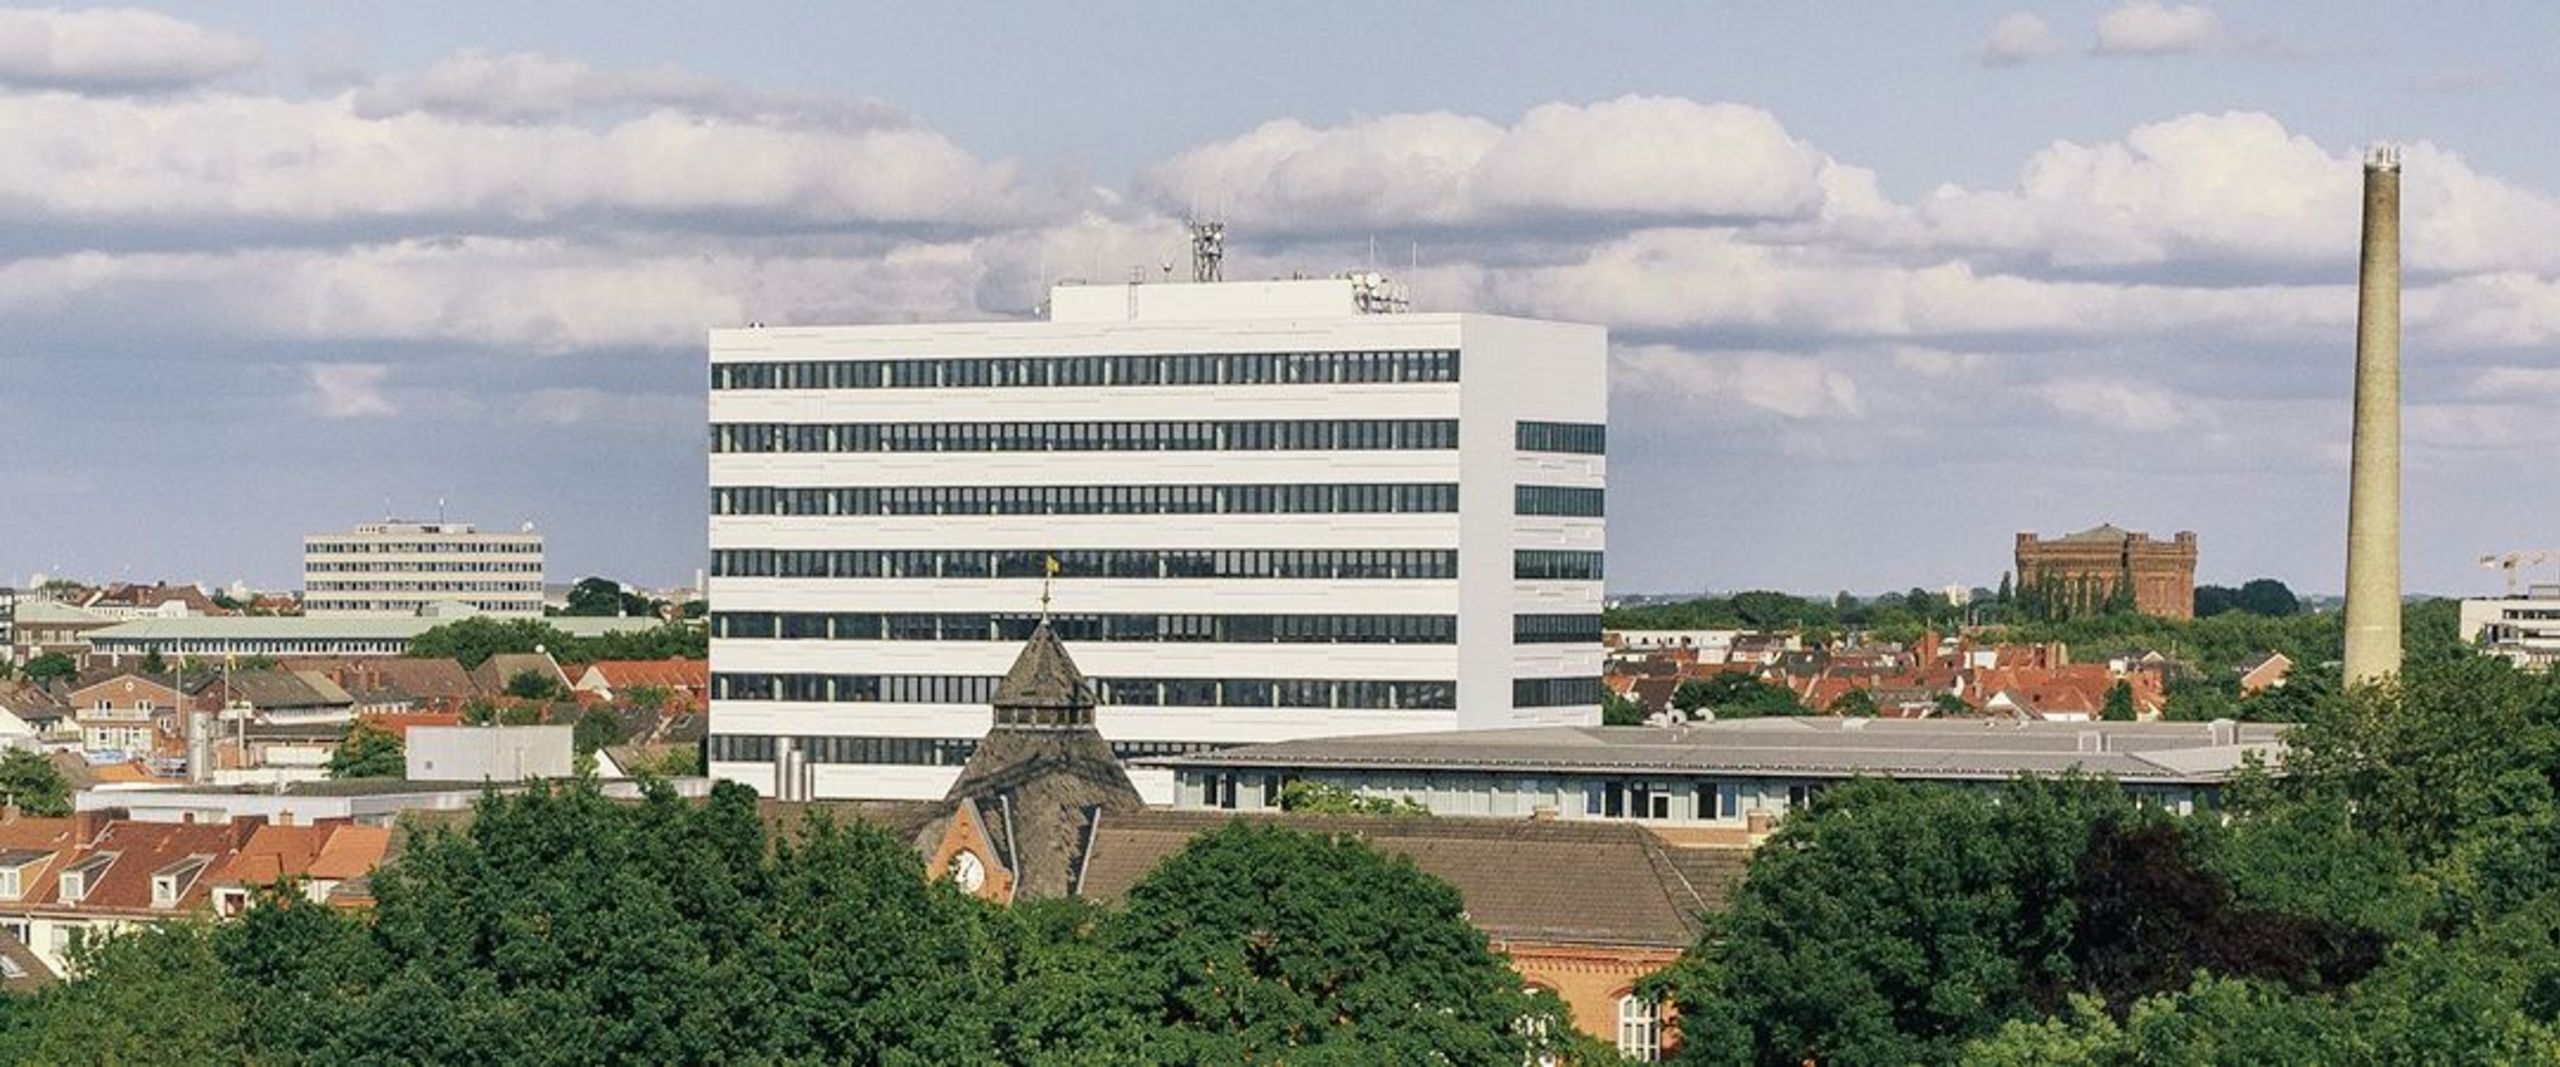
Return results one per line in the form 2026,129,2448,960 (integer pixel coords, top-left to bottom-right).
1040,553,1060,618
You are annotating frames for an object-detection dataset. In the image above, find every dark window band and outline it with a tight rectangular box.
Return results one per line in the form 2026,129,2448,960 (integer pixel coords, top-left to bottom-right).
712,611,1456,644
1516,421,1605,455
1515,550,1606,581
711,349,1458,391
711,548,1456,581
711,672,1455,710
1515,485,1604,517
710,419,1457,454
711,482,1458,517
1514,676,1604,707
707,734,1227,766
1514,614,1604,644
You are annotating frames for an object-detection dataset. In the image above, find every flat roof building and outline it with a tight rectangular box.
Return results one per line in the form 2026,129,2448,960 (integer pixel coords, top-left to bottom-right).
85,613,659,663
1151,717,2282,828
304,520,544,617
708,274,1607,801
2462,587,2560,670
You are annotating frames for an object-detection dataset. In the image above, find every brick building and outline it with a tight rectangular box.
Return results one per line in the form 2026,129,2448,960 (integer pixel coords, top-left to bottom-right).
2015,525,2199,620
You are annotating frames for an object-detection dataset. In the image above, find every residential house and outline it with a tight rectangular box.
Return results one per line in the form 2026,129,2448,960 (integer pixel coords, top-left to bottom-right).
65,673,215,756
78,583,228,621
472,652,570,698
571,658,709,711
2238,651,2294,696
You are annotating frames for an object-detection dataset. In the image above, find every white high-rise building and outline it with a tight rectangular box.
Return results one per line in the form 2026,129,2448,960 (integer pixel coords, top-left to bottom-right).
706,277,1605,800
303,521,545,617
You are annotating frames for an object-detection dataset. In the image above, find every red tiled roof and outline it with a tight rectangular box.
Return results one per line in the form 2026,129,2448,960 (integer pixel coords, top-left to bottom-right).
580,659,708,691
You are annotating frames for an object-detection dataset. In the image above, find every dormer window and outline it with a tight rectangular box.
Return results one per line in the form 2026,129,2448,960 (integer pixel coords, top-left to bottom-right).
152,857,210,909
59,854,114,905
0,852,48,901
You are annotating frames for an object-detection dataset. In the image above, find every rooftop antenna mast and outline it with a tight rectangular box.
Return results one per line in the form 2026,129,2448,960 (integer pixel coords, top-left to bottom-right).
1188,218,1224,283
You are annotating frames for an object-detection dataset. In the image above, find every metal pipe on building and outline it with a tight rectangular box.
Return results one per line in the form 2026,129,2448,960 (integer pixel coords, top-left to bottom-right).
2343,148,2403,687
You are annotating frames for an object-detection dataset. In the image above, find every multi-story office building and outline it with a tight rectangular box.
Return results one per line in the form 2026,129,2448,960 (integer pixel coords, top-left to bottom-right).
707,276,1607,800
2462,588,2560,670
303,521,544,617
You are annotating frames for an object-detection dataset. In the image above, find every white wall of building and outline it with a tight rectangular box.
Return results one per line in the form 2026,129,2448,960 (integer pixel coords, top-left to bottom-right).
707,279,1604,800
303,521,545,617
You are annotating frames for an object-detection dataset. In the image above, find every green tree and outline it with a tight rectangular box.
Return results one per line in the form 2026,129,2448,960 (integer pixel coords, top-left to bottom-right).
0,747,72,816
1672,673,1806,720
2234,578,2302,618
139,648,166,675
560,576,662,618
2101,680,2137,722
0,921,246,1063
1276,780,1428,816
572,706,628,756
325,721,405,779
505,668,568,701
1109,821,1547,1063
1602,687,1647,725
1934,692,1974,717
405,617,575,668
1830,688,1878,716
22,652,76,683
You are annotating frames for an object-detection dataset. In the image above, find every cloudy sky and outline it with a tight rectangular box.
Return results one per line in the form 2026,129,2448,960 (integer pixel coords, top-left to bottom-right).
4,2,2558,598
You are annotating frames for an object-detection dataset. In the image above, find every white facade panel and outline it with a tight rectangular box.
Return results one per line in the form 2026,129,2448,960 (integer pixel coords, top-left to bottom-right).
708,282,1603,800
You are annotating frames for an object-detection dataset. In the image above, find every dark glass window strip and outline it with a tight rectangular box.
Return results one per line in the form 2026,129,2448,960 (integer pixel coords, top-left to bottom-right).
709,419,1457,454
712,673,1455,710
1513,676,1604,707
1515,421,1606,455
711,611,1456,644
711,548,1456,581
1514,550,1606,581
707,734,1227,766
710,349,1458,391
710,482,1459,517
1513,485,1605,517
1513,614,1604,644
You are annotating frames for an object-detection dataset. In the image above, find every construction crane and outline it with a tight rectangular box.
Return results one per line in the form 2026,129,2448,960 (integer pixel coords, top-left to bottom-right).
2478,550,2560,596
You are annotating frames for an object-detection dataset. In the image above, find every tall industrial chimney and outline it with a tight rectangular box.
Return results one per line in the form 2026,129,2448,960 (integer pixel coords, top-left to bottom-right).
2342,147,2402,686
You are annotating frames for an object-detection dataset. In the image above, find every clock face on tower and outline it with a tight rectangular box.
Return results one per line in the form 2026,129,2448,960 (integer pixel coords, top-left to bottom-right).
950,850,987,893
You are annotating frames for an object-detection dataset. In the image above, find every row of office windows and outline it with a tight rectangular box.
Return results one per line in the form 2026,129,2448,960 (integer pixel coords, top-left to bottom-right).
1513,614,1604,644
1513,676,1604,707
710,419,1459,455
1514,485,1605,517
713,672,1456,711
708,734,1224,766
711,548,1457,581
304,541,541,555
304,561,543,574
710,349,1460,391
1515,550,1606,581
711,482,1460,517
303,580,543,594
712,611,1458,644
1515,421,1606,455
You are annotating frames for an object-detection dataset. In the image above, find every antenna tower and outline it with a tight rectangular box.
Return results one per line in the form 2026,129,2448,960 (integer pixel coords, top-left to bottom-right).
1188,218,1225,283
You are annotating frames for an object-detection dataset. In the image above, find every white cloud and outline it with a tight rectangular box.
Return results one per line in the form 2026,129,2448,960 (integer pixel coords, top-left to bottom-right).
0,90,1050,232
304,364,396,419
2032,377,2188,430
1615,346,1866,420
351,49,909,128
2470,366,2560,397
0,7,261,91
1980,12,2064,66
2093,2,2223,56
1143,96,1842,232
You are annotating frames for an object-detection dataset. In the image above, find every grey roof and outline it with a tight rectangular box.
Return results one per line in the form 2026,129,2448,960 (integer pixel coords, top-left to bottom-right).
2057,523,2136,543
225,670,353,710
1076,810,1728,947
990,620,1096,722
1148,718,2288,785
88,616,660,642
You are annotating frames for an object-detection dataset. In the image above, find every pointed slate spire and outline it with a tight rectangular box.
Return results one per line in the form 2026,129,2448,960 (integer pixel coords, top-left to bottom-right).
991,619,1095,728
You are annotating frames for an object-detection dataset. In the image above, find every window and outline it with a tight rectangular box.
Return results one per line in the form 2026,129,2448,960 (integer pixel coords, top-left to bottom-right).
1514,485,1604,517
0,866,19,900
710,419,1458,455
1616,995,1663,1061
1697,781,1742,821
1516,421,1606,455
1514,676,1603,708
1514,551,1605,582
1514,614,1603,644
